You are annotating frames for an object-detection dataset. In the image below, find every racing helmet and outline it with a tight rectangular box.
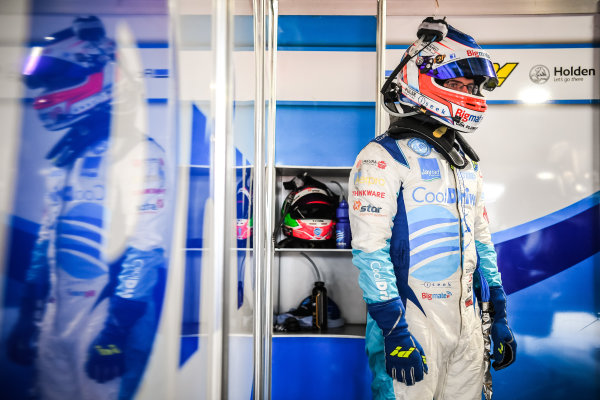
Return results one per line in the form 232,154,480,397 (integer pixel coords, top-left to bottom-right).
22,16,115,131
281,185,337,242
236,171,253,244
392,23,498,133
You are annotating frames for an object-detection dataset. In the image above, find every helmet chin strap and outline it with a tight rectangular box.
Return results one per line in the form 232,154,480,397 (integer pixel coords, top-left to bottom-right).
386,116,480,169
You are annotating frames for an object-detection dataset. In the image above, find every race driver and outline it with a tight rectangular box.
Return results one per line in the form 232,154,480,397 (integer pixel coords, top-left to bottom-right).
7,16,167,400
349,18,517,400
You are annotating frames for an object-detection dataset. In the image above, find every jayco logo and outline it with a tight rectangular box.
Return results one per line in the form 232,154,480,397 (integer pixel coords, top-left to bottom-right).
418,158,441,181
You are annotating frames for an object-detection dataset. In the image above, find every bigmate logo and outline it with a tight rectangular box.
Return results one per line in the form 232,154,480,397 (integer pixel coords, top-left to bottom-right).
466,49,491,59
455,109,482,123
493,63,518,86
421,291,452,300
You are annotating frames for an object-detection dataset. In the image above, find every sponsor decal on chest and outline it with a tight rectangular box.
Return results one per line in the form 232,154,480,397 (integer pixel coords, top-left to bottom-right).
407,138,431,156
80,156,102,178
352,189,386,199
418,158,441,181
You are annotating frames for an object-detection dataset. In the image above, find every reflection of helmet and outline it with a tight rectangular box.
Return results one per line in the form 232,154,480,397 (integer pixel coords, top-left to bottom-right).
394,25,498,133
236,171,253,244
23,16,115,131
281,186,336,241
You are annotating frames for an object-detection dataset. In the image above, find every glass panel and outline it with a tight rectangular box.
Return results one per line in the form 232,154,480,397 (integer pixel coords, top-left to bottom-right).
0,1,177,399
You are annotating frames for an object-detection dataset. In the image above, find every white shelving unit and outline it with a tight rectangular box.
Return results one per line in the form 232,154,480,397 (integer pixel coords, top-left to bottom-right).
273,165,367,331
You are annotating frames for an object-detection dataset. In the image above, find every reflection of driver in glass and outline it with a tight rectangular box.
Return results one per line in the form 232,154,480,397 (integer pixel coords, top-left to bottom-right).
7,16,167,400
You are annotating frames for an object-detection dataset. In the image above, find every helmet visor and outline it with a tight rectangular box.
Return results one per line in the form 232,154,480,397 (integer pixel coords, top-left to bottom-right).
23,53,88,90
427,58,499,91
290,193,335,219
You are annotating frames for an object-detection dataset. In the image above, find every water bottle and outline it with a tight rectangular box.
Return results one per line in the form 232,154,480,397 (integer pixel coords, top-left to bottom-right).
335,197,351,249
331,181,351,249
312,281,328,332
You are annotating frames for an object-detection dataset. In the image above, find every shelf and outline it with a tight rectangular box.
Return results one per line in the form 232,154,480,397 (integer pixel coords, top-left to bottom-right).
276,165,352,177
275,248,352,253
273,323,365,338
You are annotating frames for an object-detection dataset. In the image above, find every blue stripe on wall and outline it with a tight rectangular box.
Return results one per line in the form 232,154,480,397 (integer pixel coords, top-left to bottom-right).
495,199,600,295
493,253,600,400
387,43,600,50
275,103,375,166
493,191,600,244
278,15,376,50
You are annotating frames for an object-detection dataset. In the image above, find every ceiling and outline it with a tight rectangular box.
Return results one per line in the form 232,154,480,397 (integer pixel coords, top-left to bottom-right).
234,0,600,16
6,0,599,15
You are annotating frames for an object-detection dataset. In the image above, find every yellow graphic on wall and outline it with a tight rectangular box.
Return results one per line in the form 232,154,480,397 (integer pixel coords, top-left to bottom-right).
493,63,518,86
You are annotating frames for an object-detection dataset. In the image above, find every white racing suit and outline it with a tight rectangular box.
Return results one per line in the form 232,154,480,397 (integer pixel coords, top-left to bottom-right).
349,134,501,400
25,136,166,400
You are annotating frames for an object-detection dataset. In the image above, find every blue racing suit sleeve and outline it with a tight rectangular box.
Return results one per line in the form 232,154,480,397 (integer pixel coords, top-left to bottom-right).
473,162,502,287
349,142,405,304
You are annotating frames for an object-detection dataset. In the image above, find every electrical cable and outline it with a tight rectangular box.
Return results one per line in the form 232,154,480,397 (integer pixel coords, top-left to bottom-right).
300,252,322,282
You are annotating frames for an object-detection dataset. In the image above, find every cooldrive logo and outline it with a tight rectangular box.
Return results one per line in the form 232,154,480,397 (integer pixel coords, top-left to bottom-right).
370,261,392,301
412,186,476,205
422,291,452,300
59,185,105,201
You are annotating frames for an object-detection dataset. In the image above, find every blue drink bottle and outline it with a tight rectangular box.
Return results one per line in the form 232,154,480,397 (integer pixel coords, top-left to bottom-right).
331,181,351,249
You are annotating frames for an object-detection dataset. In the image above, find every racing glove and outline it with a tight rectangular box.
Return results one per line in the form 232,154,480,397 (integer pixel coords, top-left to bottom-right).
368,297,428,385
85,296,146,383
489,285,517,370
